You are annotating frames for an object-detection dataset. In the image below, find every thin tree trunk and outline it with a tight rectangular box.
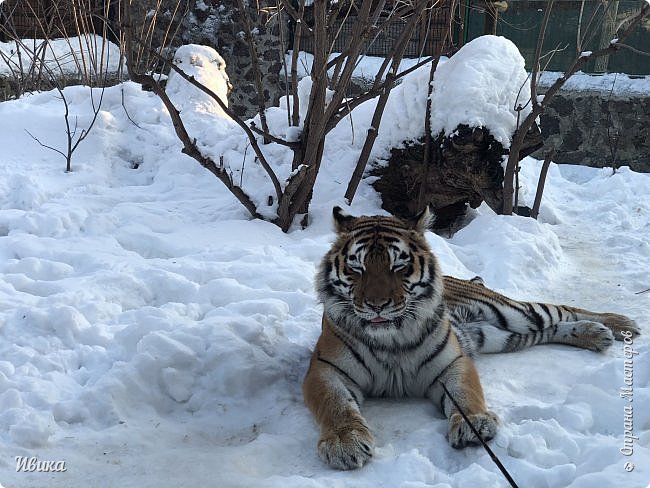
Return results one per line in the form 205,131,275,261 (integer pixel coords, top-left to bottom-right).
594,0,619,72
530,149,554,219
236,0,271,142
418,3,454,211
290,0,305,129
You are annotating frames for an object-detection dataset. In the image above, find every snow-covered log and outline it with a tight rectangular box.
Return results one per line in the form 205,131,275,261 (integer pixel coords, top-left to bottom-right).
368,35,541,230
372,122,543,230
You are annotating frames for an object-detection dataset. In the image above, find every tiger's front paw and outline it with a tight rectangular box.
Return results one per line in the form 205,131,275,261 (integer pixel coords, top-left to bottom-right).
448,410,498,449
318,423,375,470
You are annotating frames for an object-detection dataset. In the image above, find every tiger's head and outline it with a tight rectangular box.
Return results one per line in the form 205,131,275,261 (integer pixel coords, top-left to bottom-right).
316,207,444,340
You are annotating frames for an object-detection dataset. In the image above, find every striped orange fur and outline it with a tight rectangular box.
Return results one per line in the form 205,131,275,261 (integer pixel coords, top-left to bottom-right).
304,207,639,470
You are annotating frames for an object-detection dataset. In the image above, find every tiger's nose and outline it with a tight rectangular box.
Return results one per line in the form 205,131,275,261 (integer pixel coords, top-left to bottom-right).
365,299,391,312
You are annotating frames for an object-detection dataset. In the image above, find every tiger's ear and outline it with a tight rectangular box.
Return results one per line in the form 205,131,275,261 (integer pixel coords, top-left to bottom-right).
406,206,434,233
332,206,356,233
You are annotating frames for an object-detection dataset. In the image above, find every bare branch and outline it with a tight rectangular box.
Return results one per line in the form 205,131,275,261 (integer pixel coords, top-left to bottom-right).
147,48,284,203
418,6,453,211
123,6,263,220
530,0,555,111
326,55,436,134
69,85,106,156
503,2,650,215
236,0,271,142
120,86,142,129
280,0,313,34
576,0,586,53
616,42,650,56
134,71,263,219
531,149,555,220
249,122,300,147
544,4,648,109
344,0,434,204
25,129,67,159
290,0,306,128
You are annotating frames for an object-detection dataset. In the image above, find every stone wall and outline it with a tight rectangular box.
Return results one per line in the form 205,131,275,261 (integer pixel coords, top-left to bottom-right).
533,87,650,173
179,0,287,119
0,1,287,117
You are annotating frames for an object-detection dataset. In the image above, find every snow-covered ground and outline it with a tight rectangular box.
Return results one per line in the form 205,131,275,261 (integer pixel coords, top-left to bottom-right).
0,37,649,488
0,36,122,81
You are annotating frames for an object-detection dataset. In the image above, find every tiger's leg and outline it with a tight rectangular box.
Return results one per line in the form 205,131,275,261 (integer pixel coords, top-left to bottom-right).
427,355,499,449
455,320,617,354
445,277,640,350
303,354,374,470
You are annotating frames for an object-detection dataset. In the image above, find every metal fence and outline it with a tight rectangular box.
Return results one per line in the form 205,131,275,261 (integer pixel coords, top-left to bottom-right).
466,0,650,75
296,0,648,76
0,0,105,41
298,2,455,58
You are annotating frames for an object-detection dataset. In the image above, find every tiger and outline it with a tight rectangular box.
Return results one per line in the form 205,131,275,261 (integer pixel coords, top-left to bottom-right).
303,206,640,470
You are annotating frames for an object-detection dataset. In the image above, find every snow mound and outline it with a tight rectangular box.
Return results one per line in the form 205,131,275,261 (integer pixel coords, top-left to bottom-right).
429,35,531,147
166,44,231,119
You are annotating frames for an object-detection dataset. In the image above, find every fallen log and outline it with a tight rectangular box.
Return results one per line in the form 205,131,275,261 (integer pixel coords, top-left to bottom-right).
370,122,543,231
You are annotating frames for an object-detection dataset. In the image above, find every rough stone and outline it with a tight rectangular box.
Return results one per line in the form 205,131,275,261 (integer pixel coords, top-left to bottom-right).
534,89,650,173
174,0,288,119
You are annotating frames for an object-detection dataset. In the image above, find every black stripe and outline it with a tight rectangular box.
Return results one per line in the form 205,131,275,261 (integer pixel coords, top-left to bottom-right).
426,354,462,393
443,287,513,330
526,304,546,331
331,328,374,379
351,223,405,235
381,236,401,243
340,240,350,257
505,332,525,352
345,386,361,408
355,236,373,245
528,331,540,347
438,390,447,415
407,283,434,301
539,303,554,323
317,355,362,391
311,356,362,408
476,328,485,349
407,280,431,292
444,278,524,309
330,279,350,288
417,327,451,374
482,300,509,330
366,312,441,353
